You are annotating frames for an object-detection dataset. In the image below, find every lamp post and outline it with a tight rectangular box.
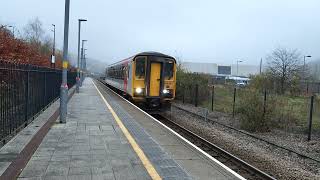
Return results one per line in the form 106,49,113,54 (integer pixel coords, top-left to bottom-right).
51,24,56,69
76,19,87,93
83,48,87,78
80,40,87,85
236,60,243,78
304,55,312,78
8,25,15,38
304,55,312,94
60,0,70,123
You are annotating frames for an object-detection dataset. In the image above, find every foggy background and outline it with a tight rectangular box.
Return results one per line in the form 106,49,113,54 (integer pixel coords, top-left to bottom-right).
1,0,320,73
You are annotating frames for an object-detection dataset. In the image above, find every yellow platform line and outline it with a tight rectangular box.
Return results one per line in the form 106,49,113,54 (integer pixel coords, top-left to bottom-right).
92,80,162,180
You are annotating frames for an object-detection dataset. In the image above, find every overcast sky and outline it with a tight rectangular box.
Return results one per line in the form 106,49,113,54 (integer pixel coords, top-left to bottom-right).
1,0,319,65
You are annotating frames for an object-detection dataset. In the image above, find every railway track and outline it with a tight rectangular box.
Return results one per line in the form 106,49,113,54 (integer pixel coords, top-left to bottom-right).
152,114,276,180
171,103,320,164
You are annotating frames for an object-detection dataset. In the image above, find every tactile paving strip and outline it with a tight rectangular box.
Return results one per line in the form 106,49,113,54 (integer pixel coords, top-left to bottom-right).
104,93,192,179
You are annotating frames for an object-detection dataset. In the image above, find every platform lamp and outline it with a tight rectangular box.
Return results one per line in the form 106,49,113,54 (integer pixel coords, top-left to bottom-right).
8,25,15,38
236,60,243,78
80,40,87,85
76,18,87,93
51,24,56,69
304,55,312,94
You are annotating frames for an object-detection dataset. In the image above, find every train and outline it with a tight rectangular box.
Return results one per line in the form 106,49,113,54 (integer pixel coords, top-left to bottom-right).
104,52,176,110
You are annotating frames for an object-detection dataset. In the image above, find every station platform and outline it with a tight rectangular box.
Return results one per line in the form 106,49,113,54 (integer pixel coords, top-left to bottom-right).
1,78,242,180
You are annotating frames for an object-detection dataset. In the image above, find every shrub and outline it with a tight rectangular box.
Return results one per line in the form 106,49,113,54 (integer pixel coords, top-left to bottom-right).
176,63,211,103
237,89,275,132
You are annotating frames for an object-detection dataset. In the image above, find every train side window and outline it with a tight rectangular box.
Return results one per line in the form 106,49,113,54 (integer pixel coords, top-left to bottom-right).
128,65,130,79
164,60,174,80
135,57,146,79
122,66,125,79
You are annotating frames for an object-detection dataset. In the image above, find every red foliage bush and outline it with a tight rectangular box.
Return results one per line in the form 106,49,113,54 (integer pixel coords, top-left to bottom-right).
0,27,62,69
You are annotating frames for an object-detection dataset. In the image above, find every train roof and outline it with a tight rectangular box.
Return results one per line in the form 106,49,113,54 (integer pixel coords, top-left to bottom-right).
108,52,176,67
135,52,175,59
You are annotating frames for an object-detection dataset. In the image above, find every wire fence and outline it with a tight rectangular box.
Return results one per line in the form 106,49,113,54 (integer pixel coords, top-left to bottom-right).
176,82,320,140
0,60,77,143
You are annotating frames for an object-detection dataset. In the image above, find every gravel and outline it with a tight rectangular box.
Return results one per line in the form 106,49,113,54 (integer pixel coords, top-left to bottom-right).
164,102,320,180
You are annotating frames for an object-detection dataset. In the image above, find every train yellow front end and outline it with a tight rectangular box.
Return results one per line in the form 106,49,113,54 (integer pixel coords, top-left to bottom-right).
105,52,176,111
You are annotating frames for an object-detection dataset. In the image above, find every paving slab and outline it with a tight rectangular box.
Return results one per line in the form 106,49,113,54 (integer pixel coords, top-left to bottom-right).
16,79,150,180
4,78,242,180
94,79,241,180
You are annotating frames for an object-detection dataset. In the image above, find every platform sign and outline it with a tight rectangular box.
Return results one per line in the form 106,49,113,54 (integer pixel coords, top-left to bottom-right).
63,61,68,69
51,55,56,64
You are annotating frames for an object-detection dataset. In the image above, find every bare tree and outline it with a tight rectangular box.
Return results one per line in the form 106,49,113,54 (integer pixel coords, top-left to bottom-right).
40,35,53,55
23,17,44,48
267,47,302,94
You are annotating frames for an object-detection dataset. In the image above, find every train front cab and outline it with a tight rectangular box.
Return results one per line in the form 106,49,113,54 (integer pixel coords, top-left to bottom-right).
132,55,176,110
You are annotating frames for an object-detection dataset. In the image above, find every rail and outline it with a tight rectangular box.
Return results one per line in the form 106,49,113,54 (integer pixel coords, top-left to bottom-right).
153,114,276,180
172,104,320,164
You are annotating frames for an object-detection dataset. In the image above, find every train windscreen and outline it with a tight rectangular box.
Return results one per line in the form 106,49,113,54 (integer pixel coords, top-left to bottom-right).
135,57,146,79
164,59,174,80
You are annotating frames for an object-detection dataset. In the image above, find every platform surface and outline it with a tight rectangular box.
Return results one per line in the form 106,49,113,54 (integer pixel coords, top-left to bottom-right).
16,78,240,180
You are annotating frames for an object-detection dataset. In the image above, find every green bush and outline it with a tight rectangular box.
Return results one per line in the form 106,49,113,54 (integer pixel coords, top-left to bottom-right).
237,89,275,132
176,63,210,103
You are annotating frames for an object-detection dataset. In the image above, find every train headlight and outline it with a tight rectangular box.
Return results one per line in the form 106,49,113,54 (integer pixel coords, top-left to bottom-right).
135,87,143,94
162,89,169,94
162,89,173,98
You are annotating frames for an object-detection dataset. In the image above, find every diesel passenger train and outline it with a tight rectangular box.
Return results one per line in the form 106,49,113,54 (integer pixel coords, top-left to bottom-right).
105,52,176,110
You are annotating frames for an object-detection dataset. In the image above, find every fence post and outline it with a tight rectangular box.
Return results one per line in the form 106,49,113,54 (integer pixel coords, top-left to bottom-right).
204,108,208,121
232,87,236,118
195,84,198,107
307,95,314,141
211,85,214,111
189,85,192,104
263,89,267,117
44,71,47,107
24,66,29,127
182,87,185,104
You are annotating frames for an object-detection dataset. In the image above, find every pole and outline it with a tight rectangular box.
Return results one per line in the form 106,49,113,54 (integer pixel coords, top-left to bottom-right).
80,45,84,86
182,85,185,104
304,56,306,94
12,26,15,38
60,0,70,123
259,58,262,74
263,89,267,117
232,87,236,118
53,25,55,56
237,61,239,77
80,40,87,85
76,20,81,93
84,49,87,78
52,24,56,69
307,95,314,141
211,85,214,111
195,84,198,107
8,26,15,38
83,51,86,71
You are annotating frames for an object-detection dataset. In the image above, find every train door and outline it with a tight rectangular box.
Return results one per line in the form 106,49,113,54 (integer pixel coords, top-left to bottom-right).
149,62,161,96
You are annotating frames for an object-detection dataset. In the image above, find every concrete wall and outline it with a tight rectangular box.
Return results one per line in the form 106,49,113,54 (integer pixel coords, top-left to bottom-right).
230,64,260,77
181,62,218,75
181,61,259,77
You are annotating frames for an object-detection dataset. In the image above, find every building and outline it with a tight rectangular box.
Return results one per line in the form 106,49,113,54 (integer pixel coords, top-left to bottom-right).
181,62,260,77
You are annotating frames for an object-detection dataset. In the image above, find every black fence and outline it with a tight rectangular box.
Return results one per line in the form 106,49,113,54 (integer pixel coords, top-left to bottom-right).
0,60,77,143
177,83,320,140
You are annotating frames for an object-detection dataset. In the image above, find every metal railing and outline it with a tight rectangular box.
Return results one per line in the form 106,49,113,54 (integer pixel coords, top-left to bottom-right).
0,60,77,143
